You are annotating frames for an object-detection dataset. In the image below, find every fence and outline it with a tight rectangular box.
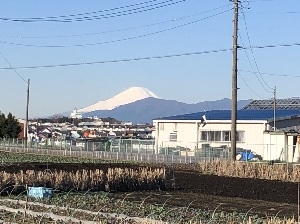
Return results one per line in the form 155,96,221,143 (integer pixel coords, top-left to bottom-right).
0,138,298,163
0,138,227,164
159,140,300,163
1,146,199,164
0,138,155,152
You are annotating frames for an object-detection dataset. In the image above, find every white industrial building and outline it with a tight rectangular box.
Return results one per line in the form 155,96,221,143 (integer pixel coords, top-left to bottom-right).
153,105,300,162
70,108,82,119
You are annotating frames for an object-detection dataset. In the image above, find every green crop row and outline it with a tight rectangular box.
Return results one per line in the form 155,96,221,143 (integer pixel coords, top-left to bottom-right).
2,192,294,224
0,150,122,164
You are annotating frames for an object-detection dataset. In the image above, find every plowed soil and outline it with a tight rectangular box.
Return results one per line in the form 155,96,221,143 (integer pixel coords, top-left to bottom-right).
1,162,298,218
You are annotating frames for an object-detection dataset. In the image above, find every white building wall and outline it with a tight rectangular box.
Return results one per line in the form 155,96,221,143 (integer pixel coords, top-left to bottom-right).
154,119,269,157
263,133,285,161
159,122,198,150
154,121,198,153
263,132,298,162
198,121,267,156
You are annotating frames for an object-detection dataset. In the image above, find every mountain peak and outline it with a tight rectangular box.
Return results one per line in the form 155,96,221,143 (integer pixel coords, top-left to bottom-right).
120,87,158,99
78,87,158,113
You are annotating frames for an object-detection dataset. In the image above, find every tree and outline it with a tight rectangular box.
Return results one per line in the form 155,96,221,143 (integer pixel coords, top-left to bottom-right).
0,113,22,138
0,113,5,138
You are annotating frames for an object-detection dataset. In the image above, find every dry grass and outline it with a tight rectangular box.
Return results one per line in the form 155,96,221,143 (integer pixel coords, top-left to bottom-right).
0,167,166,192
198,160,300,182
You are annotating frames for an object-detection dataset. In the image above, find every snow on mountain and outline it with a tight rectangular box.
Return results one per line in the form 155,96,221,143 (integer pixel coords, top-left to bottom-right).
78,87,159,113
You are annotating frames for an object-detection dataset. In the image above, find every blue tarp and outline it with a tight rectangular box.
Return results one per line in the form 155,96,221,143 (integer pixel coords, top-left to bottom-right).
238,151,255,161
28,187,53,198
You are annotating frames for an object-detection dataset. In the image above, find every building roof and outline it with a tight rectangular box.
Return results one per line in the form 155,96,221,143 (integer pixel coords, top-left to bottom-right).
243,98,300,110
78,122,95,126
154,109,300,121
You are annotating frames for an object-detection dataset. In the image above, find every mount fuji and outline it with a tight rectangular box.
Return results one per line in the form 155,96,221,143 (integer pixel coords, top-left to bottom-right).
78,87,158,113
75,87,251,124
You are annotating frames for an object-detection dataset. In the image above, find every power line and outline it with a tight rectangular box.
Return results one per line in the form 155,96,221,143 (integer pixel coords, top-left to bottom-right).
0,0,187,23
0,42,299,70
240,5,273,92
0,51,27,83
239,36,272,94
239,69,300,78
0,4,232,39
0,9,232,48
237,72,262,99
246,11,300,14
0,48,232,70
239,36,268,92
0,0,166,21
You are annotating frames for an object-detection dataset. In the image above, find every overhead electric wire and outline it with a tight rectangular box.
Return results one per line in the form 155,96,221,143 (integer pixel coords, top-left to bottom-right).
0,4,232,39
0,0,187,23
0,52,27,83
239,70,300,78
0,42,300,70
0,0,164,21
239,35,272,94
238,36,264,98
240,5,273,92
246,11,300,14
0,9,232,48
0,48,232,70
237,71,262,99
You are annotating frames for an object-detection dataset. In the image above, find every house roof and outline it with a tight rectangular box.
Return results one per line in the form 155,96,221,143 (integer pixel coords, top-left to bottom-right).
154,109,300,121
78,122,95,126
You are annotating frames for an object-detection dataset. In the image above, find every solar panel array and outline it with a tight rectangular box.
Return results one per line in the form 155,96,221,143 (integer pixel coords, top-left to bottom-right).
242,99,300,110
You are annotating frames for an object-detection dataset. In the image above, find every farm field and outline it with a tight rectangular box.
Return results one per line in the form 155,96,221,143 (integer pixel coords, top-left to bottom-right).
0,151,299,223
0,161,298,223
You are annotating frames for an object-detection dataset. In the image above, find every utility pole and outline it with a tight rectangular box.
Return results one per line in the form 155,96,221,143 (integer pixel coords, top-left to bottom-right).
273,86,276,131
231,0,239,161
24,79,30,148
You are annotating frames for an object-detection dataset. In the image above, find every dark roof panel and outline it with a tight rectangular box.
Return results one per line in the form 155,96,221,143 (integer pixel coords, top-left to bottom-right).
155,109,300,121
243,99,300,110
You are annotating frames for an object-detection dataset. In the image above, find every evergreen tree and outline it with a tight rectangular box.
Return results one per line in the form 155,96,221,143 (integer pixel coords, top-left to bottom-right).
0,113,5,138
0,113,22,138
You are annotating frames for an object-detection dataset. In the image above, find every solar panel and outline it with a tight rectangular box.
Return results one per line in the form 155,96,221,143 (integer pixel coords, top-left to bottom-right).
242,99,300,110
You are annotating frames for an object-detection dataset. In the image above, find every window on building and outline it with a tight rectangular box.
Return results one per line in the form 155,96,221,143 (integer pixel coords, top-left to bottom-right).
159,123,164,131
207,131,214,141
201,131,221,141
200,130,244,142
201,131,208,141
214,131,222,141
169,132,177,142
222,131,230,141
208,131,221,141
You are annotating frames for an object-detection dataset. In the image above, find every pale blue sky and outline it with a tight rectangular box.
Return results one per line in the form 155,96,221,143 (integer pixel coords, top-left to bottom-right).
0,0,299,118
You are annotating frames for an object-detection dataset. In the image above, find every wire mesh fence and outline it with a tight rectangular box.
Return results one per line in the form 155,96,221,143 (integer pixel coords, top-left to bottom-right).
0,138,298,164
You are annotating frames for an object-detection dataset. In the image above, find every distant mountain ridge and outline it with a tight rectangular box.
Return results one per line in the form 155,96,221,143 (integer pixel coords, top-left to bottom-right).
83,97,252,124
53,87,252,123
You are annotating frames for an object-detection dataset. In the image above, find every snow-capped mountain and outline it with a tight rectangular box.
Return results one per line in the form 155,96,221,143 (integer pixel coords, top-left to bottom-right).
83,98,252,124
52,86,251,123
78,87,158,113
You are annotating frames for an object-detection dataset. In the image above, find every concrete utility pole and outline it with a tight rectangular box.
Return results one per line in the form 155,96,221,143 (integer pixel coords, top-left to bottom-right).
24,79,30,148
273,86,276,131
231,0,239,161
